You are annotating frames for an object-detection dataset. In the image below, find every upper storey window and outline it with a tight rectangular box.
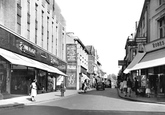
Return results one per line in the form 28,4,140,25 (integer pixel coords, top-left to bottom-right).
159,0,165,6
158,16,165,38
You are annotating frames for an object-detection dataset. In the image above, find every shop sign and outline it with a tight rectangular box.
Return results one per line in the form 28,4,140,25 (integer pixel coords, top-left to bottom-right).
118,60,125,66
66,44,77,63
67,64,76,70
66,72,76,87
41,52,47,59
57,65,66,70
17,41,36,56
145,38,165,52
50,56,59,65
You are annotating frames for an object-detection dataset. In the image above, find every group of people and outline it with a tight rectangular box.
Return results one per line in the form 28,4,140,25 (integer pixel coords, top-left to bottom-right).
29,79,66,101
120,78,133,97
119,77,151,97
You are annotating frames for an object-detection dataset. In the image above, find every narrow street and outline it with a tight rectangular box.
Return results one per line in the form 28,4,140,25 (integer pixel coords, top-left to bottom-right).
0,88,165,115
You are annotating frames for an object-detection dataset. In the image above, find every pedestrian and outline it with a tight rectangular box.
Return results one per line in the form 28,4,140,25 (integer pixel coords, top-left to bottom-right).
123,78,127,97
30,79,37,101
145,78,151,97
127,78,132,97
60,81,66,97
134,77,139,96
83,79,87,93
119,80,124,93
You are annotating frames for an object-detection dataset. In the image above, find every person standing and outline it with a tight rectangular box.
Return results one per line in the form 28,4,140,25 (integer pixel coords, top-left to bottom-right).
123,78,127,97
134,77,139,96
30,79,37,101
60,81,66,97
145,78,151,97
127,78,132,97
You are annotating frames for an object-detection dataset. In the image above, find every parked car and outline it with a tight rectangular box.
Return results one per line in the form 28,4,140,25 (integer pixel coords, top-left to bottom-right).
96,82,105,90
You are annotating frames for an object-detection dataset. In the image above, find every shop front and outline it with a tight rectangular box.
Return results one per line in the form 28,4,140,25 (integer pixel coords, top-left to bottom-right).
130,38,165,97
0,25,67,96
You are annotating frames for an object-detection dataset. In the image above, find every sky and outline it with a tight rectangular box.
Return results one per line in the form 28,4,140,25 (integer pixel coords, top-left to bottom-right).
56,0,145,75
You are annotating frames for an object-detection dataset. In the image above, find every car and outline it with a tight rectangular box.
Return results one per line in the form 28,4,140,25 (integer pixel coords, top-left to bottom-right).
96,82,105,90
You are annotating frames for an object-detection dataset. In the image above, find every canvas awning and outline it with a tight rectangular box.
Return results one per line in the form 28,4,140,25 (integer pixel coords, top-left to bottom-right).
124,52,146,74
0,48,67,76
130,48,165,71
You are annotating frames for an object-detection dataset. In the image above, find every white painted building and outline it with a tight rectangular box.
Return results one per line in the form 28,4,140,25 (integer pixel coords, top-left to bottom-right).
66,34,89,90
0,0,66,61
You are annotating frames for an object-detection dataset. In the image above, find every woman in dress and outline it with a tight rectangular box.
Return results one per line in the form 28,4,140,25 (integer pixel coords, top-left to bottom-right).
30,79,37,101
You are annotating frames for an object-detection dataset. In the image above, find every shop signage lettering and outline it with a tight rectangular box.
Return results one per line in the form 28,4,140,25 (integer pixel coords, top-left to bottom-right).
145,38,165,52
67,64,76,70
50,57,59,65
66,44,77,62
58,65,66,70
152,40,165,48
19,42,36,56
41,52,47,58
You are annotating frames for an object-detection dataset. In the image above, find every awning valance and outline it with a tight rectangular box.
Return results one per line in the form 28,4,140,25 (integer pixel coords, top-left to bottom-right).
0,48,67,76
124,52,145,74
130,48,165,71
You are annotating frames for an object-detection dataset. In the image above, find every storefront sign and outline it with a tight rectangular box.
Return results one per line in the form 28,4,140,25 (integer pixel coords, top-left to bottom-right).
145,38,165,52
66,44,77,63
67,64,77,70
66,72,76,87
17,41,36,56
118,60,125,66
50,56,59,65
41,52,47,58
58,65,66,71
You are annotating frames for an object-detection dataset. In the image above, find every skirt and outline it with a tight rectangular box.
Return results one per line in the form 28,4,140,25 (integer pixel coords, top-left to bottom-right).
145,88,151,94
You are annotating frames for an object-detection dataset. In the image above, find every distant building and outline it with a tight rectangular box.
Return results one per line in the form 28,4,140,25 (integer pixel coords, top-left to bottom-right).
66,34,89,90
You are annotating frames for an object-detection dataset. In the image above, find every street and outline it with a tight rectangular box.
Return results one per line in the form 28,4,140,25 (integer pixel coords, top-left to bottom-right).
0,88,165,115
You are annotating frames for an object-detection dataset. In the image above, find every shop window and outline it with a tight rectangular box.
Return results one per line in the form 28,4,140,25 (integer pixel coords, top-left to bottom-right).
0,57,8,93
159,0,165,6
11,65,35,95
37,70,46,93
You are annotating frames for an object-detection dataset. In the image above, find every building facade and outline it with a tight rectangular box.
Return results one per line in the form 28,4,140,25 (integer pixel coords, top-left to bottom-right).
123,0,165,97
0,0,67,98
66,34,89,90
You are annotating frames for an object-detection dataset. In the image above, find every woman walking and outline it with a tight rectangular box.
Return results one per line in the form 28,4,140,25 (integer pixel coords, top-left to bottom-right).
30,79,37,101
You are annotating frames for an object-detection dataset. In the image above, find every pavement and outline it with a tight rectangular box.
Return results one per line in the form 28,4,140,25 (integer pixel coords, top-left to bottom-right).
1,88,165,110
117,88,165,104
0,89,80,109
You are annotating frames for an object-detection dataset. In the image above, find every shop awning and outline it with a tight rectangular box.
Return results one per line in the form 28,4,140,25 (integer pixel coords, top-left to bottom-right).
124,52,146,74
81,73,90,82
41,63,68,77
15,52,67,76
0,48,67,76
0,48,34,67
130,48,165,71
